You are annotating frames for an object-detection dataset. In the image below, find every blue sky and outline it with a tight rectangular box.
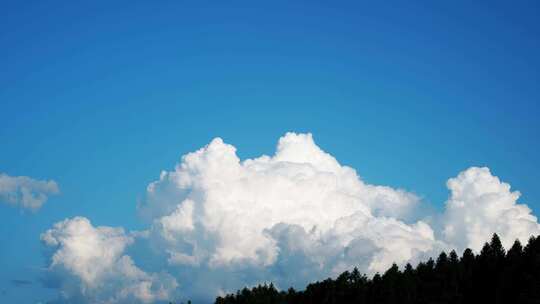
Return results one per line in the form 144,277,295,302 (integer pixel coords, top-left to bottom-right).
1,1,540,303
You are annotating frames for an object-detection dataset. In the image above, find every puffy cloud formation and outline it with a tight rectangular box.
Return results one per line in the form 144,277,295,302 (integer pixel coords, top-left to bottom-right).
0,173,59,211
41,217,177,304
139,133,441,298
442,166,540,251
41,133,540,302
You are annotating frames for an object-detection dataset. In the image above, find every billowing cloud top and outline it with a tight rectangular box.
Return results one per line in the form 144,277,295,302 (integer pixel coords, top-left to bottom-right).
0,173,59,211
443,167,540,250
141,133,433,273
41,133,540,303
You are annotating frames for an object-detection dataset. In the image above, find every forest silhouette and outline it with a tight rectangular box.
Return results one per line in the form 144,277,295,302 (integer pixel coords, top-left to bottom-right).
212,233,540,304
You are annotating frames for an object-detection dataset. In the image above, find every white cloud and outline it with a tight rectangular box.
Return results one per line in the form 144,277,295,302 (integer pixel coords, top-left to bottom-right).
41,217,177,304
139,133,441,299
40,133,540,303
0,173,59,211
442,166,540,251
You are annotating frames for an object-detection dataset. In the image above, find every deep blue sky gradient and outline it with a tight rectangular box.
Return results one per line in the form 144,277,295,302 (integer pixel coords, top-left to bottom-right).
1,1,540,302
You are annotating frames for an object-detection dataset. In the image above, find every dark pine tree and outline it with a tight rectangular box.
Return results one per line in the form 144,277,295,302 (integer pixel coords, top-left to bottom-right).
214,233,540,304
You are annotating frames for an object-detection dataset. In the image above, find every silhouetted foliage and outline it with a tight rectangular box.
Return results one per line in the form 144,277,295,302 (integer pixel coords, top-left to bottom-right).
215,233,540,304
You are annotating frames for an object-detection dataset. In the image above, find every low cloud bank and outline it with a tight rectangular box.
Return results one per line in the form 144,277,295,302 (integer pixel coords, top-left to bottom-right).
40,133,540,303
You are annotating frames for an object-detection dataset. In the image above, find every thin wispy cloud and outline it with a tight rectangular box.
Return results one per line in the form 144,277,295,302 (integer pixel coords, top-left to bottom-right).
0,173,59,211
10,280,32,287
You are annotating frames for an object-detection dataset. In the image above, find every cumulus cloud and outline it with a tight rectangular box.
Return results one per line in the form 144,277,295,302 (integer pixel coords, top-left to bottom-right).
0,173,59,211
138,133,442,299
40,133,540,303
41,217,177,304
442,166,540,251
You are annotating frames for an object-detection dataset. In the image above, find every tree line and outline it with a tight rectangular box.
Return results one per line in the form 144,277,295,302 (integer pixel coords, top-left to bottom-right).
214,233,540,304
